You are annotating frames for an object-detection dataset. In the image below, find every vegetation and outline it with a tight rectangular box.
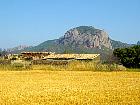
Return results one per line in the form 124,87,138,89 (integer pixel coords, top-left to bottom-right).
0,61,127,72
22,26,132,62
110,39,131,49
0,49,8,57
76,26,100,35
0,59,139,104
113,45,140,68
0,68,140,105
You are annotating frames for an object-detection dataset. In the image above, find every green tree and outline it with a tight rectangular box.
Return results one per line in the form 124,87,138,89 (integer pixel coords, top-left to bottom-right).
113,45,140,68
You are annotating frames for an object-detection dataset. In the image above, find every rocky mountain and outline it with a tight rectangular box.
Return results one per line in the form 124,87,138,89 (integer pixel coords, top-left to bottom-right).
23,26,132,60
58,26,112,49
29,26,130,51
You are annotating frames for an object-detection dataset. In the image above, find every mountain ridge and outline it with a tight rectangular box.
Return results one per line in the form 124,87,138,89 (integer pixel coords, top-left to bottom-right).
19,26,133,60
7,26,134,60
28,26,131,52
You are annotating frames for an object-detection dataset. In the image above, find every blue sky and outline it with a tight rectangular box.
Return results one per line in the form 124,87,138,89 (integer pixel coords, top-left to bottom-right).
0,0,140,48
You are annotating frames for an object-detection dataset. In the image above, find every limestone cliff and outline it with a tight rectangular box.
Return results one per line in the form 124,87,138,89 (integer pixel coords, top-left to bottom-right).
58,26,112,49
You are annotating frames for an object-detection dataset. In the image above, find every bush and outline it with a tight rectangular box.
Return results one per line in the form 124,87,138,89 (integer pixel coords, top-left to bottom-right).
35,61,126,72
95,63,126,71
12,62,24,68
113,45,140,68
0,59,11,65
11,60,32,69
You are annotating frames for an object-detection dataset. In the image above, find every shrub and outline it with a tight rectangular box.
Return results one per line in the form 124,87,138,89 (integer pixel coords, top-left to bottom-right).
95,63,126,71
113,45,140,68
11,60,32,70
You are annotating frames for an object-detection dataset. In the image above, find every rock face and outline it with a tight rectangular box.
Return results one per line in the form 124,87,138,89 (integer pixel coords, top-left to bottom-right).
22,26,131,55
58,26,112,49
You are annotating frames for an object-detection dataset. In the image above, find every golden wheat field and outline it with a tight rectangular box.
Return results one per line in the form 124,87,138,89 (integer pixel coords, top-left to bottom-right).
0,67,140,105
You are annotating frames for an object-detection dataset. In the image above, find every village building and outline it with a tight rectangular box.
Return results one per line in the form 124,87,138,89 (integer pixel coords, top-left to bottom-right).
21,52,54,60
45,54,100,61
20,52,100,62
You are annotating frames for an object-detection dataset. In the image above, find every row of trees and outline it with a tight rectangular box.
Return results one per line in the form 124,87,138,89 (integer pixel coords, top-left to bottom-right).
113,45,140,68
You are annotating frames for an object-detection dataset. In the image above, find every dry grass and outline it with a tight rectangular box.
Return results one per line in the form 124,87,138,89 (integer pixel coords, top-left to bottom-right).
32,61,127,72
0,60,127,71
0,68,140,105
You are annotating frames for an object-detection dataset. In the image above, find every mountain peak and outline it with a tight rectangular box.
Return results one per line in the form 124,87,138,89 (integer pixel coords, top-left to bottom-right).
71,26,101,35
59,26,112,49
75,26,96,30
22,26,131,60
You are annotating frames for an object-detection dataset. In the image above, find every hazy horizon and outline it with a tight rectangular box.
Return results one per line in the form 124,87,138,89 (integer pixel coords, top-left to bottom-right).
0,0,140,48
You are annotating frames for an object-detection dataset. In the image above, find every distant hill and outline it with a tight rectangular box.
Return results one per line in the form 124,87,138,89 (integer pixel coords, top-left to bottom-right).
23,26,132,60
6,45,32,53
28,26,131,51
110,39,132,49
137,41,140,45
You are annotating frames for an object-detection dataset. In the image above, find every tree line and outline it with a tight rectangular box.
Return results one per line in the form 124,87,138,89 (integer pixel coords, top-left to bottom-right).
113,45,140,68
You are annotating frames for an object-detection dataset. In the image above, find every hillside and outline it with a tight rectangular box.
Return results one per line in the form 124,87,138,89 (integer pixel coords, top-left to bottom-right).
23,26,131,60
6,45,31,53
28,26,130,51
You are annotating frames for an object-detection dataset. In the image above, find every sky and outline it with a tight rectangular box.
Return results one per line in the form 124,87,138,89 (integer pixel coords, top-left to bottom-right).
0,0,140,48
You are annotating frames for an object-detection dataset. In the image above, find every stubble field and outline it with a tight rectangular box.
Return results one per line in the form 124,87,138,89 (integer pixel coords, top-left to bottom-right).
0,69,140,105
